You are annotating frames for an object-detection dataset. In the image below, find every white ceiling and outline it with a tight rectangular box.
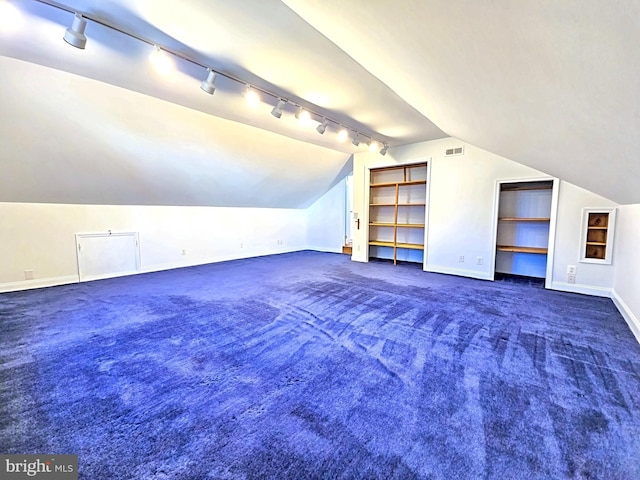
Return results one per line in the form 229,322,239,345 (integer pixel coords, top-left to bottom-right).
285,0,640,205
1,0,638,206
0,56,351,208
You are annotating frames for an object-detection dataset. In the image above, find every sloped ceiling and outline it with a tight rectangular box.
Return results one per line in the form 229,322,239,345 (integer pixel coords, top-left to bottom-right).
284,0,640,205
1,0,638,207
0,0,446,208
0,57,350,208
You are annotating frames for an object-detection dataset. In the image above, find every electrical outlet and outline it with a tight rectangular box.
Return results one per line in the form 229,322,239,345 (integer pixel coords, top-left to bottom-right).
181,249,186,255
240,243,243,248
567,265,576,275
24,270,34,280
568,273,576,284
476,256,483,265
458,255,464,263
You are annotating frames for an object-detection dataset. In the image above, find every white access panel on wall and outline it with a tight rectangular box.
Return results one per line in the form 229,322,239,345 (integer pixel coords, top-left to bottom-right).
76,232,140,282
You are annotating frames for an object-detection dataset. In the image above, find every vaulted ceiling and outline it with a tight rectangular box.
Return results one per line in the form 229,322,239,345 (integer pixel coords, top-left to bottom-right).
1,0,638,206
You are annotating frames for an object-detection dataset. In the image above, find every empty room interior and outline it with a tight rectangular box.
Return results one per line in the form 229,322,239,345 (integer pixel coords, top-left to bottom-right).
1,1,639,479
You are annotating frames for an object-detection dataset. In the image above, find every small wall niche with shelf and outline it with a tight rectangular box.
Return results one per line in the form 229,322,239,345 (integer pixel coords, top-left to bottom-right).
580,208,616,264
368,163,427,265
495,180,553,278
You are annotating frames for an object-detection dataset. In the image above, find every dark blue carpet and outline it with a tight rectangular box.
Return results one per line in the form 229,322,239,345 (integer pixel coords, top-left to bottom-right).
1,251,639,479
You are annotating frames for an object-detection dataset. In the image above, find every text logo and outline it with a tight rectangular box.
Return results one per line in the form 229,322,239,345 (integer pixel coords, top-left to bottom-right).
1,455,78,480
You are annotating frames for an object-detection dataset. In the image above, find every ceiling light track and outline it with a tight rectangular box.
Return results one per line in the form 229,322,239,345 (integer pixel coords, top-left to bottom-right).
32,0,389,154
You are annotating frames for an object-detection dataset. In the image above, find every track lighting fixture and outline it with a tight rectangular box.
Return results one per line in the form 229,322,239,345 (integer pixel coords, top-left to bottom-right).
150,45,174,75
294,106,307,120
295,107,312,126
245,85,260,108
380,144,389,156
63,13,87,49
200,68,217,95
271,99,286,118
30,1,387,147
316,119,328,135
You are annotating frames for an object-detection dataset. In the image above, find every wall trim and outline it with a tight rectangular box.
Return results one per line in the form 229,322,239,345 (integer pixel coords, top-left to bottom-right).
550,281,612,298
0,275,79,293
307,246,343,254
140,247,306,275
425,264,492,281
80,270,141,283
612,289,640,344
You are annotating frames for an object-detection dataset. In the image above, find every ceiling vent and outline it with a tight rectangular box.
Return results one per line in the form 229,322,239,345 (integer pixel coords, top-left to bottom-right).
445,146,464,157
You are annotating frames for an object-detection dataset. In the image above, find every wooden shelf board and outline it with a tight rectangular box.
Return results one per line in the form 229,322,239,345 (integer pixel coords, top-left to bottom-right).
397,203,426,207
499,217,550,222
369,241,425,250
501,184,553,192
370,180,427,188
586,242,607,246
369,241,395,247
370,223,425,228
396,242,424,250
371,163,427,174
370,203,396,207
587,226,608,230
497,245,548,254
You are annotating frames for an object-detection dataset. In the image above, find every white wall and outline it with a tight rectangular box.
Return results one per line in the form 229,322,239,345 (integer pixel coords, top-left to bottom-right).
352,137,619,296
551,182,618,296
612,205,640,342
0,182,348,292
306,178,347,253
0,203,307,291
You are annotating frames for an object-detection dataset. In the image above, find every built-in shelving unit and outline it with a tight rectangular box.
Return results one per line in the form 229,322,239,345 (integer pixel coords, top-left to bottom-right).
495,181,553,278
580,208,616,264
585,212,609,259
369,163,427,265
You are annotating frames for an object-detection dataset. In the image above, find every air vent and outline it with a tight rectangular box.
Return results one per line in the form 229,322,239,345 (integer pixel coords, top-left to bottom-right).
445,146,464,156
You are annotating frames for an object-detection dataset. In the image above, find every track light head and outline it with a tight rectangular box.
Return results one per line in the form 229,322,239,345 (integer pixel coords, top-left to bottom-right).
200,68,217,95
150,45,174,75
271,99,286,118
352,133,361,147
380,144,389,156
245,85,260,108
63,13,87,49
316,119,328,135
295,106,311,126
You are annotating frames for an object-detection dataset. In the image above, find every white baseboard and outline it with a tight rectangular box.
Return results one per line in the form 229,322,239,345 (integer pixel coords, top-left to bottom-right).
612,290,640,344
550,281,613,298
140,247,306,275
425,264,493,281
0,249,308,293
306,246,343,254
0,275,79,293
80,270,142,283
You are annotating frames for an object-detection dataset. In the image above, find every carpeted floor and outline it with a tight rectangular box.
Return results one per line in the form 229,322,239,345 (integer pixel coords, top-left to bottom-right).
1,251,639,479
